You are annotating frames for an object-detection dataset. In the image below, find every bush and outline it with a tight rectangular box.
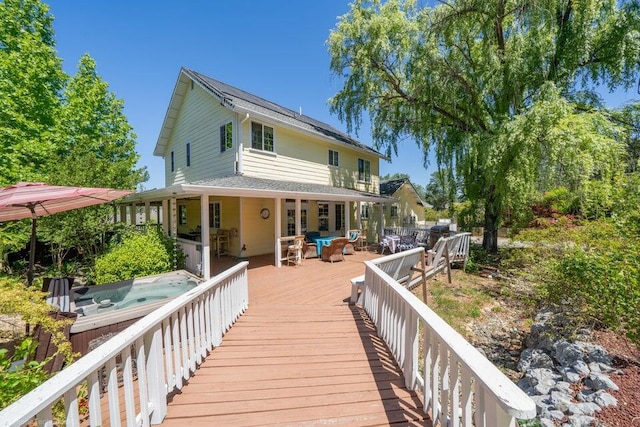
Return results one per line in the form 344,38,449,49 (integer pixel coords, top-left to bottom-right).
0,337,50,410
94,228,183,284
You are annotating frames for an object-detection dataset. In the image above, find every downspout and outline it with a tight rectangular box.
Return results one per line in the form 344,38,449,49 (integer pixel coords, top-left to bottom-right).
236,112,249,175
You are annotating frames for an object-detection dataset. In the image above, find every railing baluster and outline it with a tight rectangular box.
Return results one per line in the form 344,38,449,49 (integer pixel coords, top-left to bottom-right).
461,368,472,426
171,312,183,390
87,371,102,427
145,324,167,424
186,302,196,373
179,307,189,381
106,358,121,427
162,318,175,391
63,388,79,426
121,346,137,427
450,353,460,427
439,343,450,426
423,325,432,414
135,337,150,427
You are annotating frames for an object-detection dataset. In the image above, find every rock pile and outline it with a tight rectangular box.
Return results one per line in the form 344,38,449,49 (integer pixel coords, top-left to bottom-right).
517,309,620,427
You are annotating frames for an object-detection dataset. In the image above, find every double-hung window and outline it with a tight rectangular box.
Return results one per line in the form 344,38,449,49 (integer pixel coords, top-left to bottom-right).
170,151,175,172
178,205,187,225
220,122,233,152
251,121,274,152
186,143,191,167
358,158,371,183
390,204,398,218
328,149,339,167
209,202,221,229
360,204,370,220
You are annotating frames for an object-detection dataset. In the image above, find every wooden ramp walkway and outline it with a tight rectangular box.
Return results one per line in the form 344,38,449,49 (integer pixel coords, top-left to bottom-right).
161,251,431,426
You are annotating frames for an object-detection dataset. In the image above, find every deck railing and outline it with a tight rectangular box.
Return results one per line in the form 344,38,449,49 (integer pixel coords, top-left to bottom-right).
362,253,536,426
0,261,249,427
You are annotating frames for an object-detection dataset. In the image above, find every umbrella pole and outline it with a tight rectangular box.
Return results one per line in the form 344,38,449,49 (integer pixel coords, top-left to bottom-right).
27,209,37,287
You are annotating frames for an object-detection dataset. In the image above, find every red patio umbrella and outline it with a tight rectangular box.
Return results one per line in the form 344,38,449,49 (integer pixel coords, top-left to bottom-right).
0,182,133,285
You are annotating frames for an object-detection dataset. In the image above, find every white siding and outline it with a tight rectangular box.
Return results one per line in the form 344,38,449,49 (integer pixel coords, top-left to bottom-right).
241,123,380,194
164,84,236,186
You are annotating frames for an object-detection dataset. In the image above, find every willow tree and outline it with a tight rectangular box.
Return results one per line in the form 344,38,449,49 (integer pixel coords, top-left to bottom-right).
328,0,640,251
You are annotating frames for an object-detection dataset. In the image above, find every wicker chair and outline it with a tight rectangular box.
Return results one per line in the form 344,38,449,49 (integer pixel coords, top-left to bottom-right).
286,235,305,266
302,241,318,259
321,237,348,263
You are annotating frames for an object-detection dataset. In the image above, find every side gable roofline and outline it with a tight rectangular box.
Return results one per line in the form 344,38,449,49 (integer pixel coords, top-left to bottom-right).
153,67,388,160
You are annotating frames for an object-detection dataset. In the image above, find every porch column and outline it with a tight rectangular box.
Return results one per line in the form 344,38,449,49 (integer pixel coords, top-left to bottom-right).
120,205,126,224
156,203,161,225
130,204,137,225
170,198,177,270
295,198,301,236
200,194,210,280
145,202,151,224
274,197,282,267
161,199,169,233
379,202,385,237
356,201,362,230
344,201,351,235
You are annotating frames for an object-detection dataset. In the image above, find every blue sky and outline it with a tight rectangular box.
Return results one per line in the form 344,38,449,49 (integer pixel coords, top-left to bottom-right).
47,0,638,191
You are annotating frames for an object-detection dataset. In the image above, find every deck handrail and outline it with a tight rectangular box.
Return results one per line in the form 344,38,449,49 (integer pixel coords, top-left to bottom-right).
363,252,535,426
0,261,249,427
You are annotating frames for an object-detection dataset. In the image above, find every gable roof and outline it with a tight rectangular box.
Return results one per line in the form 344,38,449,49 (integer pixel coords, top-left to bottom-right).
380,178,429,208
154,67,387,159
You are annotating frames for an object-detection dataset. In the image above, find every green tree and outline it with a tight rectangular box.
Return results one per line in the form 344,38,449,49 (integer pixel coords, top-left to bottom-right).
327,0,640,252
40,54,148,266
424,168,458,211
0,0,65,185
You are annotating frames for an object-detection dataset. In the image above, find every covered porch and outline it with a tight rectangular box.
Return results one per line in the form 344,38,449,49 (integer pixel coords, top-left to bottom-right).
121,175,393,279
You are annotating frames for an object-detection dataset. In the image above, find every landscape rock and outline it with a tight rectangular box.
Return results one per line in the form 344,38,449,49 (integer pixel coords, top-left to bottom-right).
567,402,601,416
572,360,590,376
554,339,584,366
585,372,619,391
518,348,555,372
563,415,596,427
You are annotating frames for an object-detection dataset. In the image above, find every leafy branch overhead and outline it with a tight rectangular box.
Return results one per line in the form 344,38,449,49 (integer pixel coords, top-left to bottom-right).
327,0,640,251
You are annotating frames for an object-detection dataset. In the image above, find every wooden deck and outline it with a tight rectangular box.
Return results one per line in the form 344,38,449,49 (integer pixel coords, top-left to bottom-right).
161,250,431,426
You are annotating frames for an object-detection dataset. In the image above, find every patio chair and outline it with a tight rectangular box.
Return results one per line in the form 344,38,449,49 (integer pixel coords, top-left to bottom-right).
303,240,318,259
286,235,305,266
344,229,361,255
321,237,348,263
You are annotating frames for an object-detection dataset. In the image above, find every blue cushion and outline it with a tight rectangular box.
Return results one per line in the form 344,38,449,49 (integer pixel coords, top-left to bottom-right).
350,232,358,241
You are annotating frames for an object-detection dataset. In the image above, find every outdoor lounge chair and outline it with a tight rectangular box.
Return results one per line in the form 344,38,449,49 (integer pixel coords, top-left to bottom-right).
344,229,361,255
321,237,348,263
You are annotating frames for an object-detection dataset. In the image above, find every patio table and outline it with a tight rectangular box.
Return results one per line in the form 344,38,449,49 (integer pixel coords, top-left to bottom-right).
313,236,339,256
383,235,401,253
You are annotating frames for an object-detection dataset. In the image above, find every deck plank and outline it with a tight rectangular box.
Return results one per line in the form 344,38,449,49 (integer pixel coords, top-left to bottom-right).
160,251,431,426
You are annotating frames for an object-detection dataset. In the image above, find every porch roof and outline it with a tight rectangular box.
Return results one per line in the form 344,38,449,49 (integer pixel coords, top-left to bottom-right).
125,175,394,204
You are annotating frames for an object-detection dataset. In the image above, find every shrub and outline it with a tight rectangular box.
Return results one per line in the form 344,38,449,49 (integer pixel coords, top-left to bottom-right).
0,337,50,410
94,228,183,284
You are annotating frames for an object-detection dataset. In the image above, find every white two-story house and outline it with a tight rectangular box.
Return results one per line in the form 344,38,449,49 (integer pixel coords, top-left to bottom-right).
124,67,391,277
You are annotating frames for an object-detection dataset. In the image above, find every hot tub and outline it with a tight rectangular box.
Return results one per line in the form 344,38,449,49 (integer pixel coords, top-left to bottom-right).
69,270,202,354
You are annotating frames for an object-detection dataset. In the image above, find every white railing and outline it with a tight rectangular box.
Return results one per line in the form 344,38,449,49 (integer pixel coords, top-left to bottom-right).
362,255,535,427
0,262,249,427
176,237,202,274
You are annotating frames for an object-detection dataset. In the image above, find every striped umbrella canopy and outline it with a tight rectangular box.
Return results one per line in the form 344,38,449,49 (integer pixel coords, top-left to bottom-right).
0,182,133,285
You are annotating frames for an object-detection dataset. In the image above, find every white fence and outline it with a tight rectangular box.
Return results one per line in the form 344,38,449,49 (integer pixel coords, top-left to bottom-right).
0,262,249,427
362,253,536,426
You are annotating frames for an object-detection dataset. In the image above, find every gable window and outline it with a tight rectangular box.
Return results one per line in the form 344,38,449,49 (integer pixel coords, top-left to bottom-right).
328,149,339,167
358,158,371,183
251,121,274,152
361,204,370,220
170,151,175,172
186,143,191,167
209,202,221,229
220,122,233,152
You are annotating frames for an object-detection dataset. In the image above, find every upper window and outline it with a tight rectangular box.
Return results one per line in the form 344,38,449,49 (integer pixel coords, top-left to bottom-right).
170,151,175,172
251,121,274,152
358,158,371,183
220,122,233,153
390,204,398,218
186,143,191,167
328,149,339,167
